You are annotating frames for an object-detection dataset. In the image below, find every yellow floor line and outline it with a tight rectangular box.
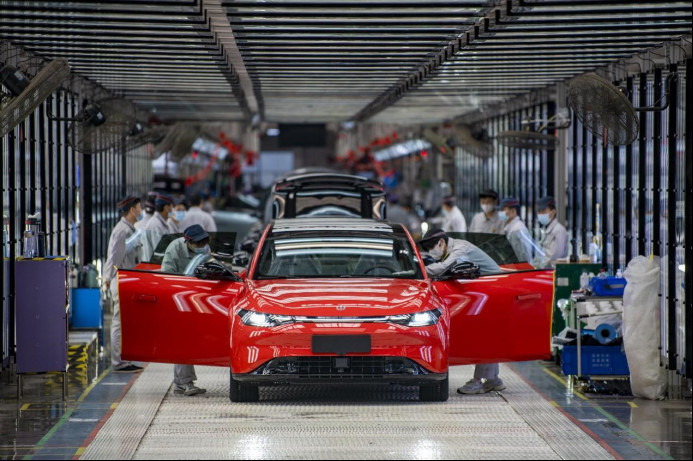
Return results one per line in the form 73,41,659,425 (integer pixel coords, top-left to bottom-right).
542,367,589,400
628,401,638,408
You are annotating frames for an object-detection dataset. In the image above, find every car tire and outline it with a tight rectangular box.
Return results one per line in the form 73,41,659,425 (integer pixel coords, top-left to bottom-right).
419,372,449,402
229,371,259,402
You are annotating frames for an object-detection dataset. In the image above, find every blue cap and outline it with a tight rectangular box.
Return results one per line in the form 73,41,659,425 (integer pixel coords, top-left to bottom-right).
498,197,521,209
536,196,556,210
183,224,209,243
419,228,447,250
116,196,140,212
155,194,174,207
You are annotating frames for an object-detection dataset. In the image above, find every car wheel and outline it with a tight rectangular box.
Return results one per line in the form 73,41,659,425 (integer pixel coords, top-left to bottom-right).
419,372,449,402
229,371,259,402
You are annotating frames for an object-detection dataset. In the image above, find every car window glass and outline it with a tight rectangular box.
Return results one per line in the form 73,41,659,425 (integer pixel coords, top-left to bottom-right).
446,232,525,265
254,234,423,280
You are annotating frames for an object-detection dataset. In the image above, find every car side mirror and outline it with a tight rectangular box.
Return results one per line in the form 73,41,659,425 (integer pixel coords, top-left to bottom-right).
232,251,249,268
194,261,241,282
435,261,481,281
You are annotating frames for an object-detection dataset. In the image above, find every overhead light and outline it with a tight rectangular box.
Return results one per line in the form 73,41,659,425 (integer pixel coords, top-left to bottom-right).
266,128,280,136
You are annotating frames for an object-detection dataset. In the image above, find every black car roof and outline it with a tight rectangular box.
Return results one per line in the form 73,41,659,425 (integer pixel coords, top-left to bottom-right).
274,173,385,193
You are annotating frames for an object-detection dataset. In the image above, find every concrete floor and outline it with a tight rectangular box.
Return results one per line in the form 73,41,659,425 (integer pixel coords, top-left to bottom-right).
0,317,691,460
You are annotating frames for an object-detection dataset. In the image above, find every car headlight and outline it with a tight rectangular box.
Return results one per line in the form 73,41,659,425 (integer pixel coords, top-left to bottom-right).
389,309,441,327
238,309,293,328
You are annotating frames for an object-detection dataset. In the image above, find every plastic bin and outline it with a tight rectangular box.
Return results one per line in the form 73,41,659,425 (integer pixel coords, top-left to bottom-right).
588,276,627,297
561,345,630,376
70,288,102,329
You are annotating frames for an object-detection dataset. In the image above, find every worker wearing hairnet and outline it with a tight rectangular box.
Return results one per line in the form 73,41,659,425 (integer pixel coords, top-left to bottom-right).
161,224,212,396
104,196,145,374
533,196,569,268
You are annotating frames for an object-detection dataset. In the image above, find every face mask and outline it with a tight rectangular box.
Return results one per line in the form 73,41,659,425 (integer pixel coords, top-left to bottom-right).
498,211,508,222
428,241,445,260
537,213,551,226
441,208,449,217
174,210,186,222
481,204,495,214
135,210,144,221
192,244,210,255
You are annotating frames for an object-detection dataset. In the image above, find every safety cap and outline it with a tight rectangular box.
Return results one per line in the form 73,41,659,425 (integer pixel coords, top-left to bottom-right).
155,194,174,207
536,196,556,210
498,197,521,209
419,228,447,250
116,196,140,212
183,224,209,243
479,189,499,200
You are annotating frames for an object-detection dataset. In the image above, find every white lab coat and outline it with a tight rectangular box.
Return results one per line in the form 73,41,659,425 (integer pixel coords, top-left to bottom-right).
141,212,171,262
504,216,534,263
442,206,467,233
180,206,217,232
469,211,504,235
534,218,569,268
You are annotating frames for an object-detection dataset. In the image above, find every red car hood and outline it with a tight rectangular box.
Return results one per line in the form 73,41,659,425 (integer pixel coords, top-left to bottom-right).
245,278,433,317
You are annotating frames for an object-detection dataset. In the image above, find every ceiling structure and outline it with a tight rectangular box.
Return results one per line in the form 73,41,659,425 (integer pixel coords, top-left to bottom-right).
1,0,691,125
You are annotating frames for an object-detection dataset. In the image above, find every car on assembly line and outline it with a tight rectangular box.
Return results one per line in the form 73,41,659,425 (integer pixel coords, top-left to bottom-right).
117,218,554,402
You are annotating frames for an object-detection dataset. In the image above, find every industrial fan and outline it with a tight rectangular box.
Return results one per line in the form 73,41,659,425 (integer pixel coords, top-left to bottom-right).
66,98,137,154
125,124,170,151
0,58,71,137
567,72,676,146
423,127,453,155
451,124,493,158
153,123,201,161
496,111,570,151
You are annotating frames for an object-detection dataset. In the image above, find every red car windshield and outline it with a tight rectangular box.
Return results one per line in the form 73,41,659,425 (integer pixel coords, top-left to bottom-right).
253,233,424,280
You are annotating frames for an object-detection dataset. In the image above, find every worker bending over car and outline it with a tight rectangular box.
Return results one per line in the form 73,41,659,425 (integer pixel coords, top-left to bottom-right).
419,228,506,395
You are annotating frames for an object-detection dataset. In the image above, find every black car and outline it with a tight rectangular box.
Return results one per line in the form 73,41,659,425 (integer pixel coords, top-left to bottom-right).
266,173,387,221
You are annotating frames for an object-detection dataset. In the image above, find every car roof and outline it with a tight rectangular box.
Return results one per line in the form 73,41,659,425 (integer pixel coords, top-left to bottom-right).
275,173,384,192
270,218,400,235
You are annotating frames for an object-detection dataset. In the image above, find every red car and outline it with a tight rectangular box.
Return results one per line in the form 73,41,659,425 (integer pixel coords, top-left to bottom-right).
118,218,553,402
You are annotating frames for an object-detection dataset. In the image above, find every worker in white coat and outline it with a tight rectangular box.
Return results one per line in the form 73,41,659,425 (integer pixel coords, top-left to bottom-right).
469,189,504,235
141,194,174,261
533,196,569,268
167,197,188,233
161,225,211,396
418,228,505,394
441,195,467,233
104,196,145,374
498,197,535,264
135,191,157,230
180,193,217,232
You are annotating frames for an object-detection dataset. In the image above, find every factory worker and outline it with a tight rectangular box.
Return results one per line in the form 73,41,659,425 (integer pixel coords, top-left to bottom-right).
180,193,217,232
418,228,500,278
498,197,535,264
135,191,157,230
167,197,188,233
533,196,569,269
141,194,174,261
104,196,144,374
469,189,504,235
161,225,211,396
418,229,505,394
441,195,467,233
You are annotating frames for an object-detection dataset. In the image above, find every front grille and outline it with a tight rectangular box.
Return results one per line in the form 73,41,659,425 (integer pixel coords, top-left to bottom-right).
252,356,429,380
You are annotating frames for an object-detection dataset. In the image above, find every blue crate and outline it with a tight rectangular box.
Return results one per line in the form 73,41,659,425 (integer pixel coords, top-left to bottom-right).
588,276,627,297
561,345,630,376
70,288,102,329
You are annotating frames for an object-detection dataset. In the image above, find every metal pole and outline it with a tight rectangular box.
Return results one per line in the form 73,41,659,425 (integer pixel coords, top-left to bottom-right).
625,76,634,264
638,72,648,256
685,58,693,380
666,65,678,375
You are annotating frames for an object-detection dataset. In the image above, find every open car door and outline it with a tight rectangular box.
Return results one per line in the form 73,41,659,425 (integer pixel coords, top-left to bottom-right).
118,269,242,366
434,233,554,365
119,232,242,367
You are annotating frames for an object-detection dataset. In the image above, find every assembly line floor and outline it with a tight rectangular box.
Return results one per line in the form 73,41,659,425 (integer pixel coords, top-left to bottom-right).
1,325,691,459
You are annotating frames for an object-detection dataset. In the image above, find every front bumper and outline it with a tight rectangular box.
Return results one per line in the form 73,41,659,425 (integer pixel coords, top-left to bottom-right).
231,322,449,375
234,356,447,385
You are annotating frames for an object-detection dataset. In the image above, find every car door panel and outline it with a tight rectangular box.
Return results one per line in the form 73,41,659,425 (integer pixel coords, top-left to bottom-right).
118,269,242,366
435,270,553,365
